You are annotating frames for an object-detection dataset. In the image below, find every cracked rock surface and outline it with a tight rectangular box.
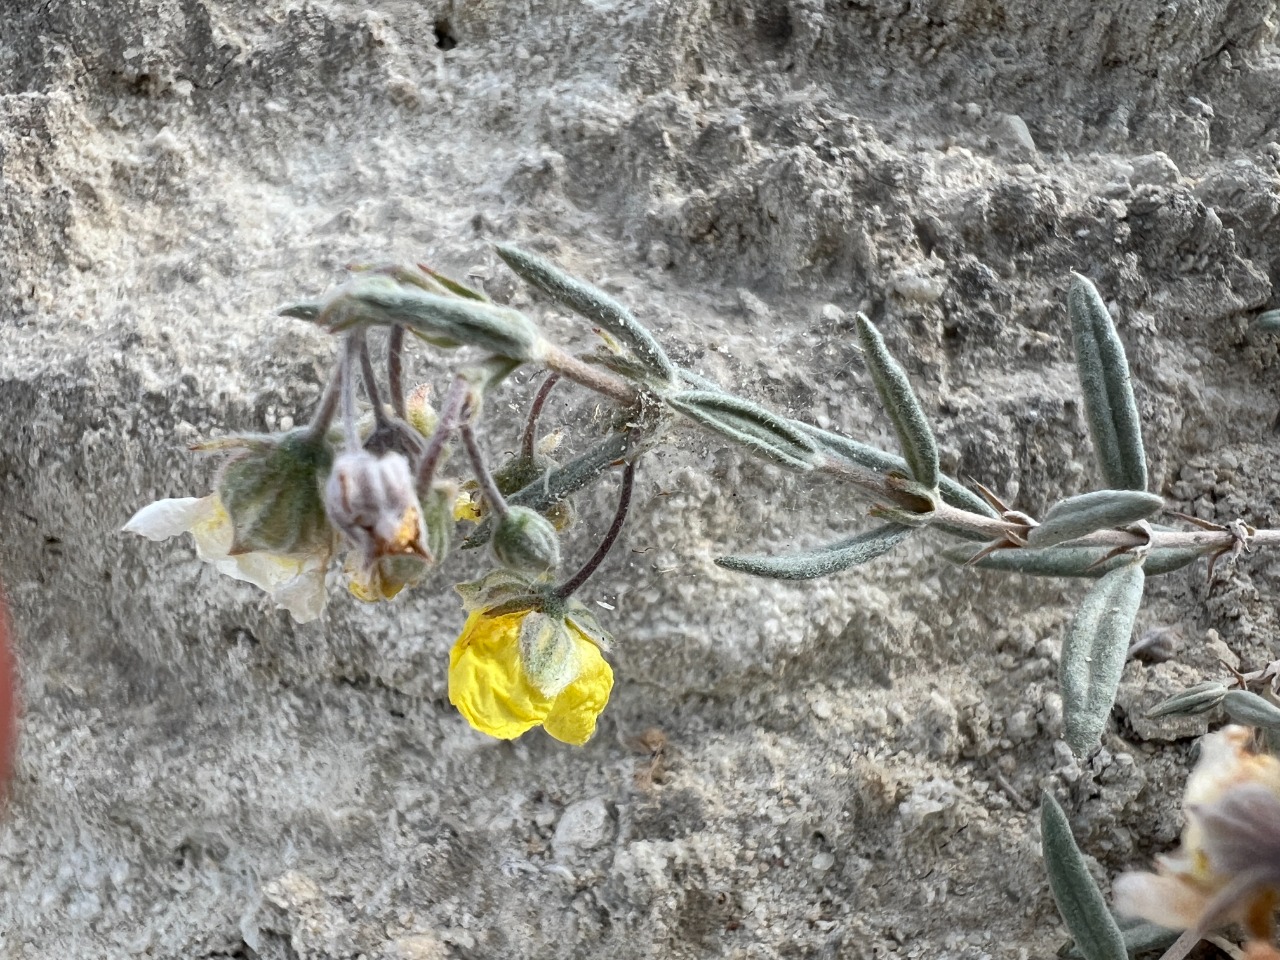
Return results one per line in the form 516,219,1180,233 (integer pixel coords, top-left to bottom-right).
2,2,1280,957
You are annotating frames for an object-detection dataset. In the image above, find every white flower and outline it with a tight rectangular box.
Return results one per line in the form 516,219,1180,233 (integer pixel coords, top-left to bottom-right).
125,495,330,623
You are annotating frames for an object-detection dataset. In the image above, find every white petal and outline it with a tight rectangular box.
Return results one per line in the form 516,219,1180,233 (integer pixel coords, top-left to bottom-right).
1113,871,1207,930
273,564,329,623
123,498,207,541
215,552,306,593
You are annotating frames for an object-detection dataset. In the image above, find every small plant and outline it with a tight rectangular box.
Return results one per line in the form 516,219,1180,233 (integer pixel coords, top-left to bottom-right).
124,246,1280,952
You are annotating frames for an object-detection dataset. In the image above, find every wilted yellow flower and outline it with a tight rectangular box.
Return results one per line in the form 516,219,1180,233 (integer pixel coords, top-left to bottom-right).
124,495,330,622
448,605,613,746
1115,725,1280,943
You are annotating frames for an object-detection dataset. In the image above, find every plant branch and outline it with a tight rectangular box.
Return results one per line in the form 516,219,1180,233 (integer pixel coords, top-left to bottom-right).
541,344,643,408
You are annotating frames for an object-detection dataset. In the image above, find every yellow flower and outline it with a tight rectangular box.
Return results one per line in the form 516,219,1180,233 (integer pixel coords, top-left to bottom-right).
124,495,330,622
448,607,613,745
1115,725,1280,943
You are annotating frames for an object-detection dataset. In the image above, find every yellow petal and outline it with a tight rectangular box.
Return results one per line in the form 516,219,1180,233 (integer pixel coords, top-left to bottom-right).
541,625,613,746
449,611,554,740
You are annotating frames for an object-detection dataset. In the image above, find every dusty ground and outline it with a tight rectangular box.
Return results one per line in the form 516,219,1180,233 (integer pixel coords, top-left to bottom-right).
1,1,1279,957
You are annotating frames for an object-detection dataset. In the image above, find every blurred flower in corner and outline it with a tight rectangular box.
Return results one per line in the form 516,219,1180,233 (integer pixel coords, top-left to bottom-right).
1115,724,1280,947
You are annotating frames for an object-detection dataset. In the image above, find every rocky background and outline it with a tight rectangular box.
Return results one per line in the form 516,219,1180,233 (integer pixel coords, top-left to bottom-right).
2,1,1280,957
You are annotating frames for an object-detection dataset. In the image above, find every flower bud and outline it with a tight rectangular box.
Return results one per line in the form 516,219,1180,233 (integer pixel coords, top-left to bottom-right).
324,449,430,565
216,430,332,556
345,482,454,602
490,506,560,578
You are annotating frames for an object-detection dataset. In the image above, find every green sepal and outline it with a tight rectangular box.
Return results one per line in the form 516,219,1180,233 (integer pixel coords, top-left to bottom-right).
1060,562,1145,756
518,612,578,697
495,243,675,381
564,599,614,652
715,524,912,581
217,429,333,556
1068,275,1147,491
1028,490,1164,548
421,482,453,565
666,390,819,470
1040,793,1128,960
942,543,1202,578
855,314,939,490
1147,681,1229,719
454,569,539,613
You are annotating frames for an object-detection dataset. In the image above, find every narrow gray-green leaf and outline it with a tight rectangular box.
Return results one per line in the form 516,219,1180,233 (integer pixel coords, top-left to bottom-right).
462,431,633,548
1147,681,1229,719
666,390,818,470
715,524,912,581
1222,690,1280,731
496,243,675,381
1041,793,1128,960
1069,275,1147,491
1060,563,1145,755
1256,309,1280,332
942,544,1201,578
1028,490,1164,548
856,314,939,489
319,276,542,361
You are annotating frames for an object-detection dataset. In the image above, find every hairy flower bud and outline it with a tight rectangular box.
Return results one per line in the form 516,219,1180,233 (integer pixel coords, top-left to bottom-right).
490,506,561,578
324,450,430,566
